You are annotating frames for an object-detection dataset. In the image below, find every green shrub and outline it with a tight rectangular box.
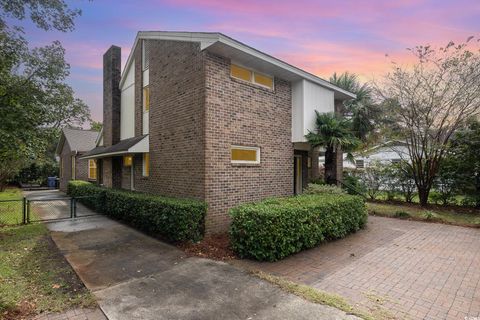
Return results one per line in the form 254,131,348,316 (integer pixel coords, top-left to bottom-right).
422,211,437,221
229,194,367,261
304,183,346,195
461,195,480,208
393,211,410,219
67,180,206,242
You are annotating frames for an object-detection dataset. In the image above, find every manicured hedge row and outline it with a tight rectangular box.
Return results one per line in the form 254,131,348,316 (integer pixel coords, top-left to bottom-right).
67,180,206,242
229,194,368,261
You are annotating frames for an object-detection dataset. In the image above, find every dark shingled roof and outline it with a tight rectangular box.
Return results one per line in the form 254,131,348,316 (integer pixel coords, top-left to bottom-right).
61,127,99,152
82,135,147,158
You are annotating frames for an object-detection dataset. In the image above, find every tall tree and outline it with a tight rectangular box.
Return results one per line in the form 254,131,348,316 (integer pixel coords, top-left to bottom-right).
376,38,480,206
306,112,359,184
0,0,90,190
329,72,383,144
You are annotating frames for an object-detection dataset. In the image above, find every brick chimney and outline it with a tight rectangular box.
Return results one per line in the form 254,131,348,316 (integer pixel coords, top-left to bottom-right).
103,45,121,147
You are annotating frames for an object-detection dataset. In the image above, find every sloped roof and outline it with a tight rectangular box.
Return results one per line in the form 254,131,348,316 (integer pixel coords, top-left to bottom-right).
56,127,99,155
80,135,149,159
120,31,356,100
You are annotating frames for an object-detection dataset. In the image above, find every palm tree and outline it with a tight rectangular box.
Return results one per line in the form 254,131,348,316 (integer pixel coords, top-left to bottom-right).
329,72,382,144
306,111,360,184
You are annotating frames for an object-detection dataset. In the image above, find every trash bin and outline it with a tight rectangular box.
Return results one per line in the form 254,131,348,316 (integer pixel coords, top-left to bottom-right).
47,176,56,188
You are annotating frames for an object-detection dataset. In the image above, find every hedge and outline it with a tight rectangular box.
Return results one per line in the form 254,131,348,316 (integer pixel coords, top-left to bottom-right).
229,194,368,261
67,180,206,242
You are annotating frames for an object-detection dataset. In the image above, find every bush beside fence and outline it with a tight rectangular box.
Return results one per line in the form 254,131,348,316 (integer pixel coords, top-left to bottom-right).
229,193,368,261
67,180,207,242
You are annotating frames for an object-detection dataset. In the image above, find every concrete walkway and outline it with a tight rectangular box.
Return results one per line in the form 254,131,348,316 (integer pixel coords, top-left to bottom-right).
37,191,359,320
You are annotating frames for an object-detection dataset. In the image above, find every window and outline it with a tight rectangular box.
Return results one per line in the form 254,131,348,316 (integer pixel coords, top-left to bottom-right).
88,159,97,180
59,158,63,178
355,159,365,169
71,156,76,179
231,146,260,164
231,64,252,82
254,72,274,88
143,153,150,177
143,86,150,112
123,155,133,167
230,63,274,89
142,40,149,70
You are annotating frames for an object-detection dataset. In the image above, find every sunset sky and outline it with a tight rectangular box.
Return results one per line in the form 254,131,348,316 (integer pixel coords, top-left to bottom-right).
16,0,480,121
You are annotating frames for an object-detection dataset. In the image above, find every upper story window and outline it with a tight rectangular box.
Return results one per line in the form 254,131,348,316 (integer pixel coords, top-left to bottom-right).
230,63,274,90
142,40,149,70
143,86,150,112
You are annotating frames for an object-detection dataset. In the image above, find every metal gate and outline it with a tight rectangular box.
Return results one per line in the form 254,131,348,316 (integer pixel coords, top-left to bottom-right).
0,197,99,225
27,197,100,222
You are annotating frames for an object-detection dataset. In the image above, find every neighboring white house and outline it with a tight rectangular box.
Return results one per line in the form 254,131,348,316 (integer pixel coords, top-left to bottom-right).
319,141,409,170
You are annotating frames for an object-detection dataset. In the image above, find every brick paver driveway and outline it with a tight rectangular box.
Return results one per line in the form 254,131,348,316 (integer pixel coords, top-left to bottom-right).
239,216,480,320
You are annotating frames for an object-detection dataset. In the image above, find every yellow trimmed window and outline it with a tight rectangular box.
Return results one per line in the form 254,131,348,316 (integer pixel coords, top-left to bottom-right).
254,72,273,89
143,153,150,177
231,146,260,164
231,63,273,89
231,64,252,82
143,86,150,112
123,155,133,167
88,159,97,180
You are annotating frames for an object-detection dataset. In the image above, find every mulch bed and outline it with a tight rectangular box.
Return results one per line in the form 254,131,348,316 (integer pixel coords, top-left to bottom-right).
178,233,236,261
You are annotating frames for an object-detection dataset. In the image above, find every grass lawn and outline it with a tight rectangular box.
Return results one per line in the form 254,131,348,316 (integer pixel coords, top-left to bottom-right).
0,223,95,319
367,201,480,227
0,187,24,226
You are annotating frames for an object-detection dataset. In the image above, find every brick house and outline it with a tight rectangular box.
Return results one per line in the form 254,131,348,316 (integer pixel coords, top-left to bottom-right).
81,31,355,233
56,127,100,191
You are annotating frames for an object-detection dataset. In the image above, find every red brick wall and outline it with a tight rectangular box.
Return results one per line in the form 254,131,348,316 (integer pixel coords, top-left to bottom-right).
204,53,293,233
131,40,206,200
59,143,91,191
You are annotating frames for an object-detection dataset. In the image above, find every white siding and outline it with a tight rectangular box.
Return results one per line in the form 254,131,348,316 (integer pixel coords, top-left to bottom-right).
120,60,135,140
142,111,149,134
292,79,335,142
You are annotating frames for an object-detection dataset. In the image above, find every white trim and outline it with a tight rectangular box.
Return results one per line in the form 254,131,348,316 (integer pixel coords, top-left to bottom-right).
118,31,356,99
231,145,261,164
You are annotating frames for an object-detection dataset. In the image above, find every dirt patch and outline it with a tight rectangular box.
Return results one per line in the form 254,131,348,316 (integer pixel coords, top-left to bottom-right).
179,234,236,261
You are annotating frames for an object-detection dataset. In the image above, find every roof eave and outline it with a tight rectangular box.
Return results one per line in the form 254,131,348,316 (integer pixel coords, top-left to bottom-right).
118,31,356,99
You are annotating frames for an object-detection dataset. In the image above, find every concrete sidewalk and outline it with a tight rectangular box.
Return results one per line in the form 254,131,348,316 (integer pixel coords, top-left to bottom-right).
46,215,359,320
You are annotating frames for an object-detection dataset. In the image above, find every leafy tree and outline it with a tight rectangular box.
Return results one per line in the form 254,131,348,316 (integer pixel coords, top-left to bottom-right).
376,38,480,206
329,72,383,144
438,119,480,207
306,112,359,184
89,121,103,132
0,0,89,190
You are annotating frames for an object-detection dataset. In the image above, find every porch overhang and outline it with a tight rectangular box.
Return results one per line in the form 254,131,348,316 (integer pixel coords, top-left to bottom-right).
79,135,149,160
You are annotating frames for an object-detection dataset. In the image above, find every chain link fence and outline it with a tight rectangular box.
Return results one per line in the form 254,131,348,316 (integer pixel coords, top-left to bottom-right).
0,199,26,225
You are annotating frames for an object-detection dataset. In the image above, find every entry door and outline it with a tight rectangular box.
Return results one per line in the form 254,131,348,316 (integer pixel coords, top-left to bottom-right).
294,155,302,195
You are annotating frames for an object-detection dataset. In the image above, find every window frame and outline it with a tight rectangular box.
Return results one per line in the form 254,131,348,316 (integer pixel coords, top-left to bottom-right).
142,153,150,177
230,145,261,165
230,63,274,90
88,159,97,180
